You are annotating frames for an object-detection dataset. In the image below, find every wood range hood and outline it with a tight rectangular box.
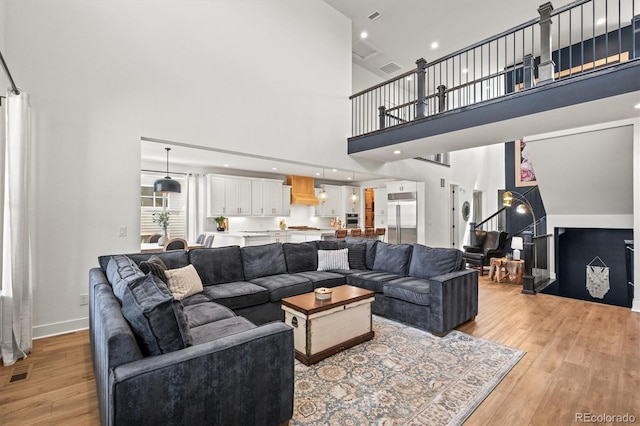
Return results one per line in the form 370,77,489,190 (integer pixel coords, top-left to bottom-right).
286,175,319,206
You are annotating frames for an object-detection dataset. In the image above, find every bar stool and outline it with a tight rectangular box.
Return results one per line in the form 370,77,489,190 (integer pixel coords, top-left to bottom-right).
335,229,347,239
363,228,375,238
349,229,362,237
375,228,386,242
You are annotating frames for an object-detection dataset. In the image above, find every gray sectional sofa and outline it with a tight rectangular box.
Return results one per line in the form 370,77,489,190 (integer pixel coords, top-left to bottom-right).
89,237,478,425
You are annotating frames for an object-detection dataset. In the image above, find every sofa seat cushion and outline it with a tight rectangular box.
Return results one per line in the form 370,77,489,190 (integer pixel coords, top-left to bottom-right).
201,282,270,310
292,271,345,289
190,316,257,346
120,272,192,356
189,246,245,285
181,293,212,307
250,274,313,302
242,243,287,280
409,244,465,279
283,241,318,273
183,302,236,328
383,277,431,306
346,271,401,293
372,242,413,276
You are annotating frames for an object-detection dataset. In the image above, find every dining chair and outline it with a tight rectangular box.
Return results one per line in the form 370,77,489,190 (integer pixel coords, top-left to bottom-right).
204,234,215,248
335,229,347,239
196,233,206,245
147,234,162,244
349,229,362,237
164,238,188,251
375,228,386,242
363,228,375,238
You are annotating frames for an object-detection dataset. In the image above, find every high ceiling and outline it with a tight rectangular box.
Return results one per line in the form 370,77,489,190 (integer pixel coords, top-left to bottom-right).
324,0,576,80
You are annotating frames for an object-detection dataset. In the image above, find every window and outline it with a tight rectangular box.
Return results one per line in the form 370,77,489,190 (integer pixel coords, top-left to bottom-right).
140,173,186,241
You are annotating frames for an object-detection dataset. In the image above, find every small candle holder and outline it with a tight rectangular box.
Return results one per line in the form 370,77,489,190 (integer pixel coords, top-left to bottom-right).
314,287,332,301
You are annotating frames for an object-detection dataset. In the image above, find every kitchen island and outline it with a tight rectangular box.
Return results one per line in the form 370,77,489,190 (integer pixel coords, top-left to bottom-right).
212,228,336,247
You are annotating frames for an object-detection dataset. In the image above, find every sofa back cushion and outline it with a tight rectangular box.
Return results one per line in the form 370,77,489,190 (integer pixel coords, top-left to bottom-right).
409,244,465,279
344,237,378,269
106,255,145,302
120,272,192,356
372,242,413,276
283,241,318,273
189,246,245,285
241,243,287,280
99,250,190,273
317,240,366,270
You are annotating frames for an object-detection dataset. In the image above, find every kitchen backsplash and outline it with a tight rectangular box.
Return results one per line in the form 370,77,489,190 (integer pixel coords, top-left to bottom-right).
206,204,332,232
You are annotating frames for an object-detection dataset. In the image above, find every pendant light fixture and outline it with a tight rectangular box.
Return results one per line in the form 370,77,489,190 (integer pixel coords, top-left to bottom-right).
318,168,328,203
350,172,359,204
154,147,181,193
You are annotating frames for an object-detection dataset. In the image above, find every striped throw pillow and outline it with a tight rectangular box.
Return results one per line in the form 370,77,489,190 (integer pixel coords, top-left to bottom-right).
317,248,349,271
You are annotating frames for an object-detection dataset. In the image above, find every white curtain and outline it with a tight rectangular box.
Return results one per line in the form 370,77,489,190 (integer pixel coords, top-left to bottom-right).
186,173,207,242
0,89,33,366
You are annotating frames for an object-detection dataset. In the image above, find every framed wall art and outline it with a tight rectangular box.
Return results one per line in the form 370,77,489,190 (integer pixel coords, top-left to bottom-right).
515,139,537,187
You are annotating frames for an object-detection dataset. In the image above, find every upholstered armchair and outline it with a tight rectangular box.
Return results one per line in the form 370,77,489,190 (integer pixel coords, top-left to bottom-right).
463,230,508,275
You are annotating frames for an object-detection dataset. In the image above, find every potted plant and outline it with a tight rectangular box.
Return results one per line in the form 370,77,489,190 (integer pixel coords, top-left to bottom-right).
214,216,227,232
152,211,170,245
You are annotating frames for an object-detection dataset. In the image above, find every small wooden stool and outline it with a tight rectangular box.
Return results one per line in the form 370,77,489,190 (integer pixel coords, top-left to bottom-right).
489,257,524,285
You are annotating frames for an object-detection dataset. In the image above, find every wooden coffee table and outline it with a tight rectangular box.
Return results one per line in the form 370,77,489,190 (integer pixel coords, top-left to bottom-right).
281,285,375,365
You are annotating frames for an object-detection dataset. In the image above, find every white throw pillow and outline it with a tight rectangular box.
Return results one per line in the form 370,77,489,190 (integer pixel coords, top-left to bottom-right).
317,248,349,271
163,264,204,300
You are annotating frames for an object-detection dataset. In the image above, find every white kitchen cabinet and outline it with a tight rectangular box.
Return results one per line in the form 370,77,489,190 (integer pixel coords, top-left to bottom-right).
207,175,226,216
314,185,341,217
386,181,417,194
342,186,361,214
268,230,289,243
251,180,264,216
207,174,252,216
263,179,283,216
374,188,387,228
282,185,292,216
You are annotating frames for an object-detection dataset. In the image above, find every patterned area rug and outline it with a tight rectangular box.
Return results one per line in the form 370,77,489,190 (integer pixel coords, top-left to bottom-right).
292,316,524,425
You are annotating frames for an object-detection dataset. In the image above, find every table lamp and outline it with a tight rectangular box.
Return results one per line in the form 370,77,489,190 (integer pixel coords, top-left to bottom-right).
511,237,524,260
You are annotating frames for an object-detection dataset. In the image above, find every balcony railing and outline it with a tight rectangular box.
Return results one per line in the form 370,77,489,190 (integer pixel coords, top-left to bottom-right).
350,0,639,138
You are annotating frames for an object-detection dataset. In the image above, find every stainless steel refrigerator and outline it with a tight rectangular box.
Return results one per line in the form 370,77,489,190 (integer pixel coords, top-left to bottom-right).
387,191,417,244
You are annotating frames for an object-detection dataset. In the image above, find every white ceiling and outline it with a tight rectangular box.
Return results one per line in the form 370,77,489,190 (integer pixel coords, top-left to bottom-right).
324,0,576,80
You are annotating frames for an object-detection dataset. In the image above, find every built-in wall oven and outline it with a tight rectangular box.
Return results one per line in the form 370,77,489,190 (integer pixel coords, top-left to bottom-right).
345,213,359,228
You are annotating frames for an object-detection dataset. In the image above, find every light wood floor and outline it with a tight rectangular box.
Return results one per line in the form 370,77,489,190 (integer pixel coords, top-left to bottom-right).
0,276,638,425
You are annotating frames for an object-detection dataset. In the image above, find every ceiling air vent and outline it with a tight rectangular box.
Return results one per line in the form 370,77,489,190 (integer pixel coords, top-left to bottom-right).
368,11,381,21
352,40,381,61
379,62,402,74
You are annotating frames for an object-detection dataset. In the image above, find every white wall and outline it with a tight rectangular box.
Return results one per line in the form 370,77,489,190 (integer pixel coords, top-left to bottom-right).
4,0,356,337
524,119,640,311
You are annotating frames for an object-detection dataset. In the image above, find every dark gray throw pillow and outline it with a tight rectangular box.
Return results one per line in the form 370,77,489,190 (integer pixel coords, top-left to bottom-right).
120,272,192,356
409,244,464,279
139,255,168,283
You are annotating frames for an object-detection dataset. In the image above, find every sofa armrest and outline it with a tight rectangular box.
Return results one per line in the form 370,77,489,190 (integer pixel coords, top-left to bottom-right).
462,246,481,253
109,321,294,426
428,269,478,335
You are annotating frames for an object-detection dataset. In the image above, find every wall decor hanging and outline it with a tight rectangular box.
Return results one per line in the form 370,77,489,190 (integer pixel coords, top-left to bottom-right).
586,256,610,299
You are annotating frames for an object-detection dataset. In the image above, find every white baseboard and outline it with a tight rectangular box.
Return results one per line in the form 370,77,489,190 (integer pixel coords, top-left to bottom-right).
33,317,89,340
632,300,640,313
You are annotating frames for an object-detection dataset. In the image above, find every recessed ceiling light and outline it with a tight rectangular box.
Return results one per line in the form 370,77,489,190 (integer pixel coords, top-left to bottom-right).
430,41,439,49
596,18,606,26
634,103,640,109
223,164,229,167
332,169,338,172
393,150,402,155
360,31,368,39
